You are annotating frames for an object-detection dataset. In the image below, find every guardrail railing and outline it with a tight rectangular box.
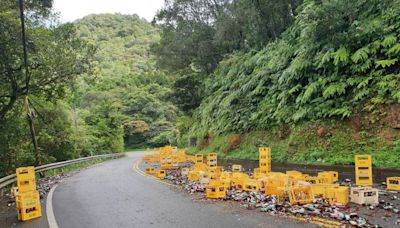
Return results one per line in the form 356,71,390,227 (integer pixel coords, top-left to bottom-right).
0,153,124,189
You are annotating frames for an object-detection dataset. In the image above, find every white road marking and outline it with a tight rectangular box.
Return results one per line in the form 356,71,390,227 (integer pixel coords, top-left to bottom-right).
46,185,59,228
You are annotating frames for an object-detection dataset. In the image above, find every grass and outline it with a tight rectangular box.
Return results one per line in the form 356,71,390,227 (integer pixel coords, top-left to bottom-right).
185,120,400,168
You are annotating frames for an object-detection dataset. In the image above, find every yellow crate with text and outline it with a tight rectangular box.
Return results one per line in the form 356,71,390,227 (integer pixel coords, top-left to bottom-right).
232,164,242,172
16,167,37,193
206,180,227,199
387,177,400,191
355,155,373,186
145,167,156,175
16,191,41,221
350,187,378,205
243,178,260,192
194,154,204,164
232,172,249,190
288,184,314,205
156,169,166,179
181,168,190,176
317,171,339,184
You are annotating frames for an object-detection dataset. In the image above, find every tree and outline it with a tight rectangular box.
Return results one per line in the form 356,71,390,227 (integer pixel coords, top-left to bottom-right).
0,0,94,120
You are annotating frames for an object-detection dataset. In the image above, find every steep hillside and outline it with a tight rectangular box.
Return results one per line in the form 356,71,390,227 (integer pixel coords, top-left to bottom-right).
180,0,400,167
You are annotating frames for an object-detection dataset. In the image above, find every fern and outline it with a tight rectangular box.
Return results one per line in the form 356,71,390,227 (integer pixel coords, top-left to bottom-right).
382,35,397,47
328,107,352,118
333,47,349,65
351,47,369,63
322,82,347,98
387,44,400,55
375,58,398,68
289,84,302,94
353,89,370,101
301,81,319,103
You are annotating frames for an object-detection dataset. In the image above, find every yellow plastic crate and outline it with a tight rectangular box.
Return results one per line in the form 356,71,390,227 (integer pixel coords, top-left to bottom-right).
317,171,339,184
160,162,175,170
355,155,373,186
232,164,242,172
206,180,226,199
264,177,287,197
387,177,400,191
288,185,314,205
242,178,260,192
195,154,204,164
188,170,202,181
232,172,249,190
16,191,42,221
145,167,156,175
192,163,207,172
156,169,166,179
220,172,232,188
286,170,308,181
325,186,349,205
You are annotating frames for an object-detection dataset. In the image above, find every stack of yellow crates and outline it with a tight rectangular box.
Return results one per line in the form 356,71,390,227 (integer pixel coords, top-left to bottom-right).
259,147,271,175
206,153,217,170
15,166,42,221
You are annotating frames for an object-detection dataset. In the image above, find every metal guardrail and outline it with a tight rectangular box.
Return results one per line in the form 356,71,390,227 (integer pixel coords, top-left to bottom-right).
0,153,124,189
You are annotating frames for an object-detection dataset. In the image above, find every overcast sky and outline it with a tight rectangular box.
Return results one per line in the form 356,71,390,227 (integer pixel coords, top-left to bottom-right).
53,0,165,22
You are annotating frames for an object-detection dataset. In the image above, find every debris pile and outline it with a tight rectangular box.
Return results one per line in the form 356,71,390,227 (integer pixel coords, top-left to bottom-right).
143,146,400,227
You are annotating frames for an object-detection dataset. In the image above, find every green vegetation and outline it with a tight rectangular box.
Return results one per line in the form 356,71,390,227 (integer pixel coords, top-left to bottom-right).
154,0,400,168
1,0,399,176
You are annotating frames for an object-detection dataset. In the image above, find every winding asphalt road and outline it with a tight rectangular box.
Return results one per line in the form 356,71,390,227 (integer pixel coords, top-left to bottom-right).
20,152,314,228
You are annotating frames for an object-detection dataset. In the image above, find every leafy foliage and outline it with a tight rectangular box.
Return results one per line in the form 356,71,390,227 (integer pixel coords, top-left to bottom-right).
188,0,400,137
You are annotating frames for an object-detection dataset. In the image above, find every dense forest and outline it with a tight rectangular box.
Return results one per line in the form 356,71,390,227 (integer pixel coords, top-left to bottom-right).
0,0,399,175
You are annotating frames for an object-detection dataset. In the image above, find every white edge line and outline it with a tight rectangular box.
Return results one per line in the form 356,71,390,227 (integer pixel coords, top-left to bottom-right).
46,184,59,228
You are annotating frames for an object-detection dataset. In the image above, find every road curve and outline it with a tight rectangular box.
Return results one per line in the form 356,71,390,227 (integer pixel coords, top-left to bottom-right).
52,152,313,228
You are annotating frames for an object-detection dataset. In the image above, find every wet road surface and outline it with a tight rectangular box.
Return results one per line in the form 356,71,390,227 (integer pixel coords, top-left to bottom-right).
51,152,312,228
